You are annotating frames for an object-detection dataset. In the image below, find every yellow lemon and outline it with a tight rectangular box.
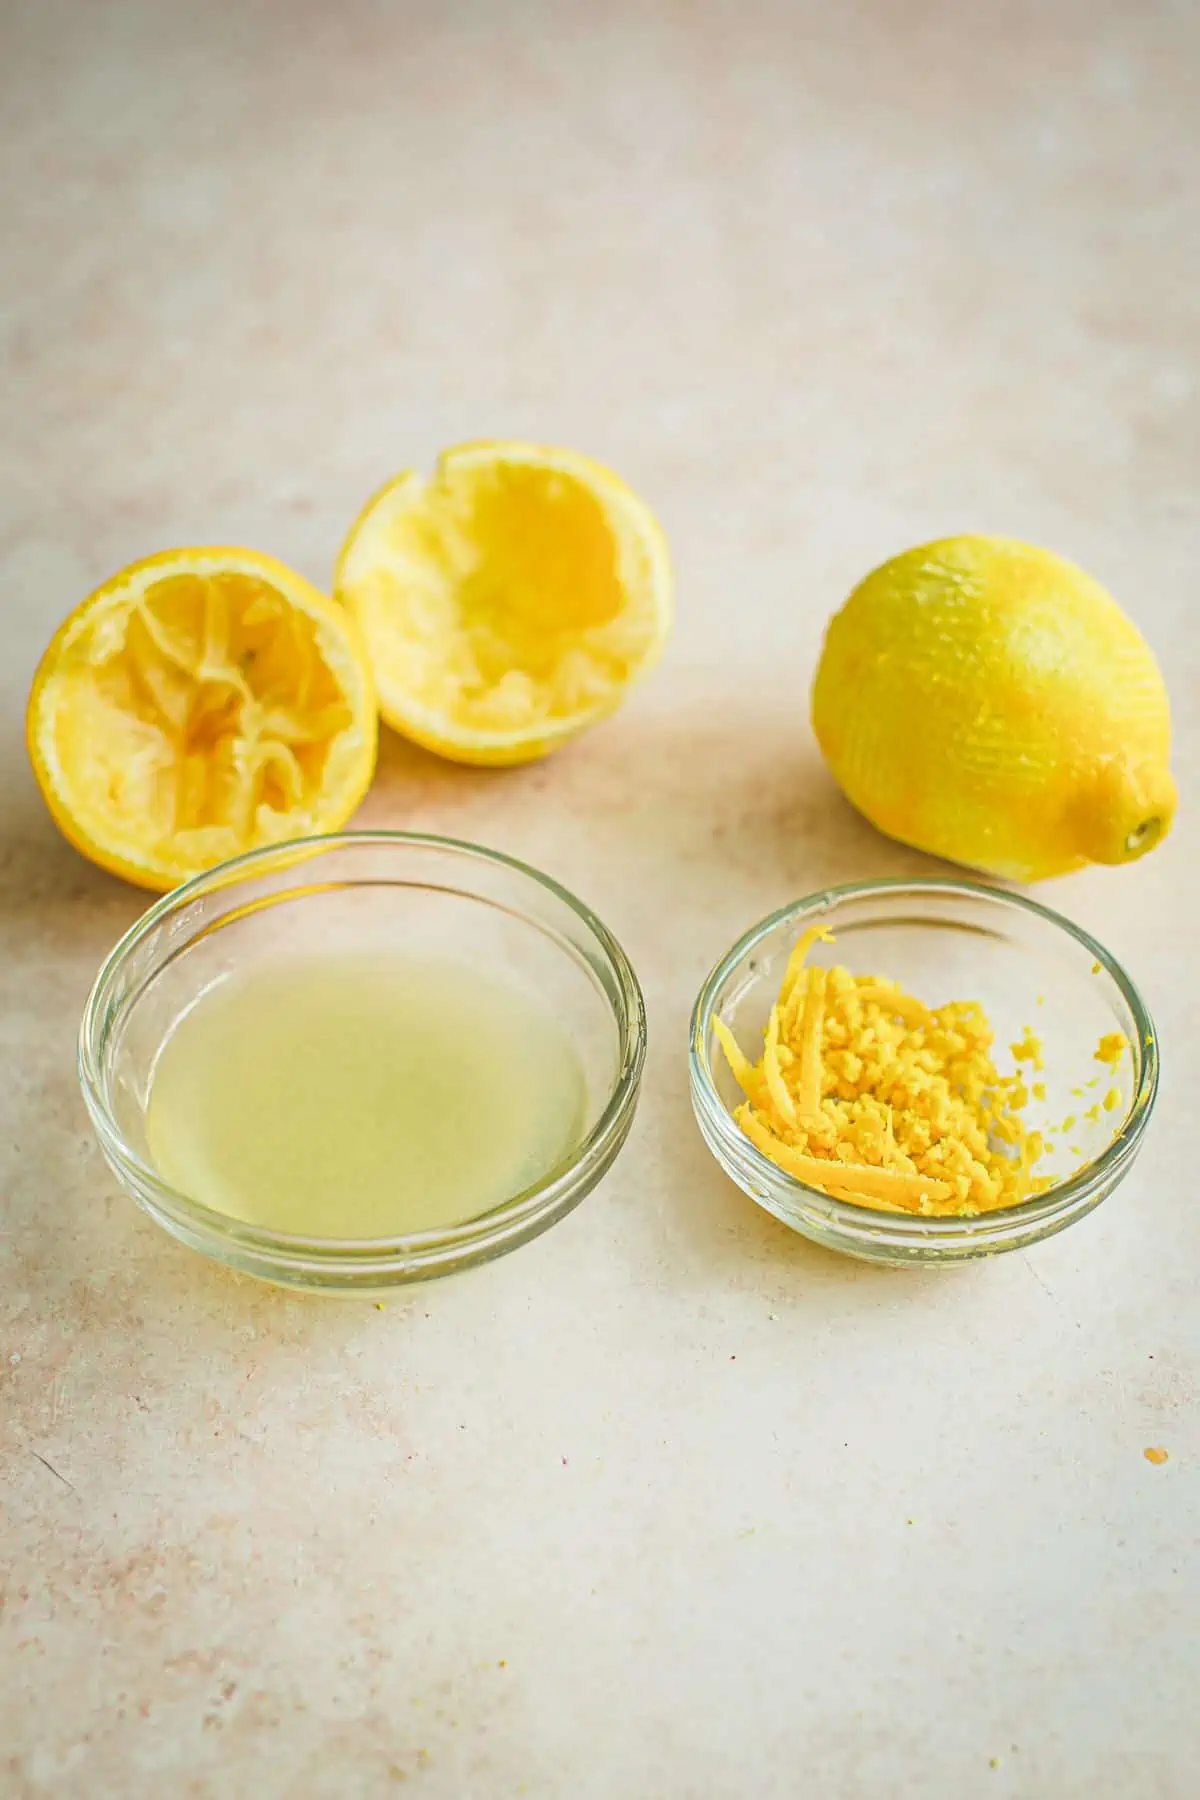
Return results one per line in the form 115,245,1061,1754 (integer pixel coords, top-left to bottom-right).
27,548,378,891
811,536,1176,881
334,440,672,765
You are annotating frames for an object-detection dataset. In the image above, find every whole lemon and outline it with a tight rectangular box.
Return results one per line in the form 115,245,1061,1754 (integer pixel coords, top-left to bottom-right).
811,536,1176,881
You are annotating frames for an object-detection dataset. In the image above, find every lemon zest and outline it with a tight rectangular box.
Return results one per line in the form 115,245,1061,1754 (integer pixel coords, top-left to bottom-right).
796,968,827,1122
853,985,931,1026
779,923,835,1005
712,1017,761,1101
762,1006,796,1125
714,939,1051,1217
736,1108,953,1208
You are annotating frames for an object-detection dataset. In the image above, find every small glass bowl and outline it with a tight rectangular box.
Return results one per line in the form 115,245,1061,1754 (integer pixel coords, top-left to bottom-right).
690,879,1158,1265
79,831,646,1293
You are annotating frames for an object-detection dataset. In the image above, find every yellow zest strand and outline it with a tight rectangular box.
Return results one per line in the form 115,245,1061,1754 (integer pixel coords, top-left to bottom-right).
821,1188,910,1216
779,922,835,1005
762,1005,796,1124
853,984,931,1026
737,1109,954,1206
712,1017,761,1100
796,968,826,1121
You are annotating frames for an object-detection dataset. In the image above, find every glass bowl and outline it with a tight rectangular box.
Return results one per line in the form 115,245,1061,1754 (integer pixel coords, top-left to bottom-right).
79,832,646,1293
689,879,1158,1265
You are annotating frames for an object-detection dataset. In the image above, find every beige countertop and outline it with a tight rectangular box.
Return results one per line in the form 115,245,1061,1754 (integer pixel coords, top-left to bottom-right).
2,2,1196,1795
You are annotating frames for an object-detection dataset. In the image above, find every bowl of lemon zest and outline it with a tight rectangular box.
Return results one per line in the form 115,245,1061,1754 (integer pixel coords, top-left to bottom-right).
712,927,1054,1219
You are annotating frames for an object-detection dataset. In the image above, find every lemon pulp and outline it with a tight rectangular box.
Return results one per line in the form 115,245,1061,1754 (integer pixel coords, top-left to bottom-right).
27,548,376,891
335,441,672,765
145,952,587,1237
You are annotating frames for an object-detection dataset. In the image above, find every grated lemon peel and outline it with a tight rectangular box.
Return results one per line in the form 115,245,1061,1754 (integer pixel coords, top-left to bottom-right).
716,930,1058,1217
1095,1032,1130,1068
715,934,1137,1216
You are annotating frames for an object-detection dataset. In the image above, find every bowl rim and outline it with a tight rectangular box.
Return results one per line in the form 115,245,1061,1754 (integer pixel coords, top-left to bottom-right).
689,875,1159,1242
78,829,647,1282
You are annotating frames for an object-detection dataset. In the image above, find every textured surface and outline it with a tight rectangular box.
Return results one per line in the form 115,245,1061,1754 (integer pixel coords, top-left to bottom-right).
812,536,1176,880
1,2,1197,1795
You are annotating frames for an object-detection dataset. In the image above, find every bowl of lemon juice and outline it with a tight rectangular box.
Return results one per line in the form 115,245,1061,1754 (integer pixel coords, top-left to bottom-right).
80,832,645,1291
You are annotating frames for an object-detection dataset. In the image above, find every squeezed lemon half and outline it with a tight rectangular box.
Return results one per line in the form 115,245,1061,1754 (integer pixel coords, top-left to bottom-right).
334,440,673,765
27,547,377,890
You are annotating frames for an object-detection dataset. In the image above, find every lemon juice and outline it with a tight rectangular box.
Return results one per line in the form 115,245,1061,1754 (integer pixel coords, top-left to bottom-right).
145,951,588,1237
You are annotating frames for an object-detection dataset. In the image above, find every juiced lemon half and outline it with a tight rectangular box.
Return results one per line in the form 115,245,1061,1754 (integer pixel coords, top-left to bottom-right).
334,441,672,765
27,548,377,891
